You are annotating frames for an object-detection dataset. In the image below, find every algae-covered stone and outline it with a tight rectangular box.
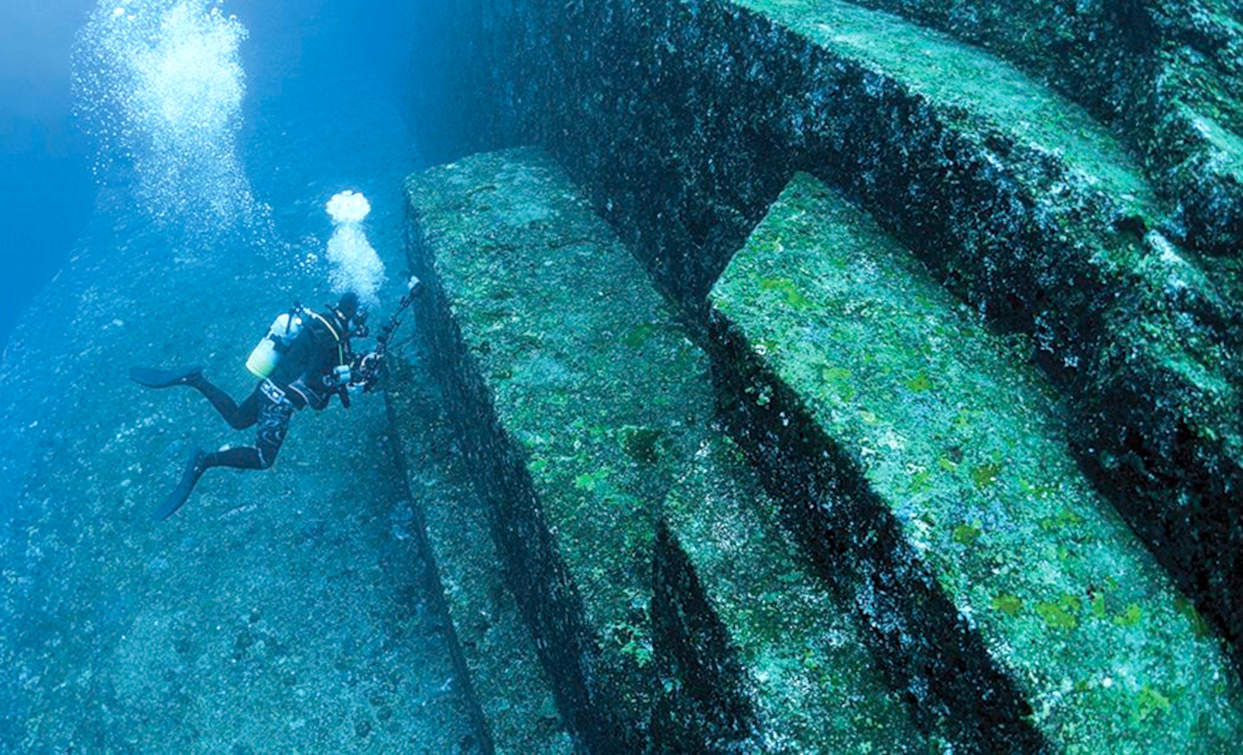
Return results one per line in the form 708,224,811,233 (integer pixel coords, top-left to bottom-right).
842,0,1243,258
408,147,714,749
411,0,1238,348
709,172,1243,751
409,0,1243,670
405,148,920,751
386,355,571,754
746,0,1159,222
748,4,1243,668
660,434,922,752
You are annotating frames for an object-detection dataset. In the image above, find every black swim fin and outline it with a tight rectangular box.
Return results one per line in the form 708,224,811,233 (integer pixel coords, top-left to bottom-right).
130,365,202,389
153,448,208,522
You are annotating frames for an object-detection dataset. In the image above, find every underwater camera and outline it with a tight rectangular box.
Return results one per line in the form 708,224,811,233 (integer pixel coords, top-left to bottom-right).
350,350,384,392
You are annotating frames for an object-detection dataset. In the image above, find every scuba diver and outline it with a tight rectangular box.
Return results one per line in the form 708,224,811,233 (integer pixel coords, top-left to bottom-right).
132,281,418,521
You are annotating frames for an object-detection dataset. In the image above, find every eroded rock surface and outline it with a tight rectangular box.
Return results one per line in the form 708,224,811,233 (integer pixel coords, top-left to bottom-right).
709,172,1243,751
409,0,1243,672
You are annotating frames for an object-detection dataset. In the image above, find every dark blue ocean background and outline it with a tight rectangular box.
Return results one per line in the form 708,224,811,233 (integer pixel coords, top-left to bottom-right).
0,2,487,750
0,0,421,341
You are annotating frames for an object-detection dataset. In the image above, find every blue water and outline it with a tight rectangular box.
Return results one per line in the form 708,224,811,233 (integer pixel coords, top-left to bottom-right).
0,1,98,343
239,0,423,262
0,3,480,750
0,0,422,342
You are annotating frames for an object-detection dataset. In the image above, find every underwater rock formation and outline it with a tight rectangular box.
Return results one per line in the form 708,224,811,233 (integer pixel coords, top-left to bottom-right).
844,0,1243,258
709,172,1243,750
402,148,922,751
388,356,569,754
408,0,1243,678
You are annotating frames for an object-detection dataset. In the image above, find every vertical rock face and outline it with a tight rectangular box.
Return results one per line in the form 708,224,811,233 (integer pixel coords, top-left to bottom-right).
708,172,1243,749
407,0,1243,671
408,148,699,750
403,148,921,752
386,356,568,755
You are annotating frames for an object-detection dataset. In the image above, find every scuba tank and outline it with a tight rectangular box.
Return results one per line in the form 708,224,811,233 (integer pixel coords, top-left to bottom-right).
245,308,304,378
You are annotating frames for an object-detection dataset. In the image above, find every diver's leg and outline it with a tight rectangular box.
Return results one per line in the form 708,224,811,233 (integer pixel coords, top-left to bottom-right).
201,446,265,470
186,376,261,430
132,366,257,429
153,396,290,520
153,447,208,521
201,396,293,470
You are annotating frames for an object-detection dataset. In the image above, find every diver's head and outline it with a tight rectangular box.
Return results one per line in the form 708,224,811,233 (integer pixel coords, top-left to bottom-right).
333,291,360,325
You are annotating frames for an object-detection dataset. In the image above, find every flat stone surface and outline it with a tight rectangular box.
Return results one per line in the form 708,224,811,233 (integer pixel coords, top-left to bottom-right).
731,4,1243,486
709,172,1243,751
406,147,919,751
843,0,1243,256
744,0,1159,219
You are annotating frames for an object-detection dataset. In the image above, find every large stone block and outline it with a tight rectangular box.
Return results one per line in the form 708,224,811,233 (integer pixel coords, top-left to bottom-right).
408,0,1243,670
709,173,1243,751
657,434,923,751
405,148,918,751
841,0,1243,257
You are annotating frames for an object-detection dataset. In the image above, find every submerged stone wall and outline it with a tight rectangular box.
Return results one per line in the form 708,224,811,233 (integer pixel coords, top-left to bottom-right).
844,0,1243,258
406,0,1243,671
386,355,569,754
708,172,1243,750
402,148,925,752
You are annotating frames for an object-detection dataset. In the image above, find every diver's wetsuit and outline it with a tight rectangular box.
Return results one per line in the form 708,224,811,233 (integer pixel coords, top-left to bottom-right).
187,308,353,471
133,294,365,521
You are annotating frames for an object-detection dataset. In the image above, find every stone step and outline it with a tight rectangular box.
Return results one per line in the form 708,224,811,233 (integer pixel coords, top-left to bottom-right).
732,0,1240,362
411,0,1240,358
747,0,1160,220
385,354,571,755
748,0,1243,666
658,434,923,751
763,0,1242,368
708,172,1243,751
843,0,1243,259
404,147,919,751
407,3,1243,654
